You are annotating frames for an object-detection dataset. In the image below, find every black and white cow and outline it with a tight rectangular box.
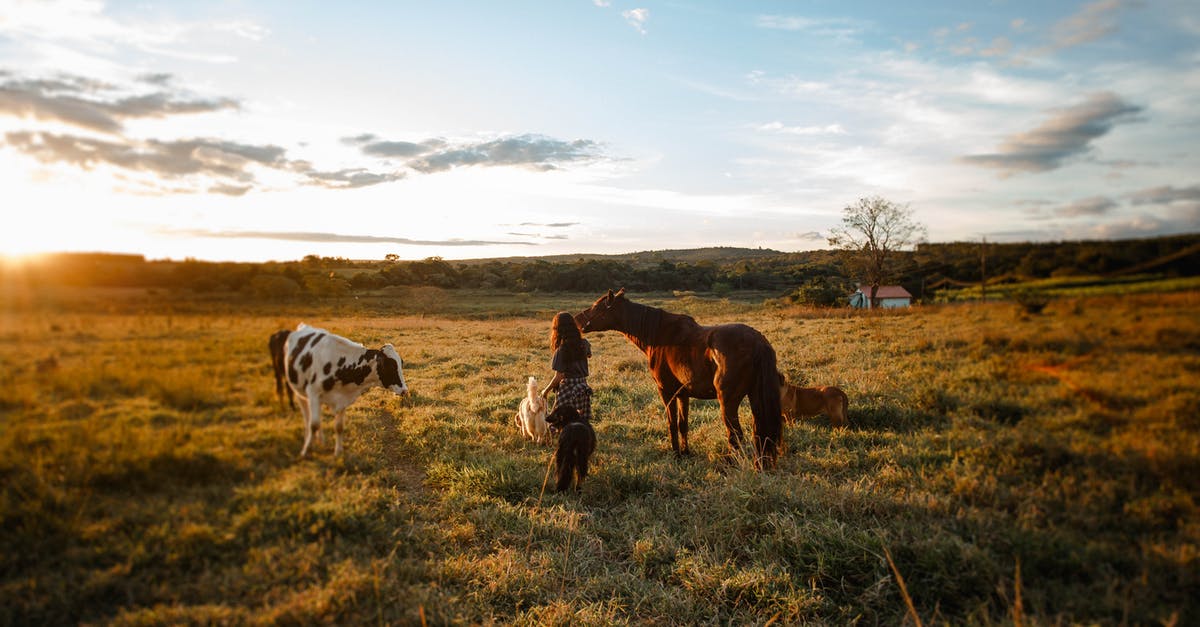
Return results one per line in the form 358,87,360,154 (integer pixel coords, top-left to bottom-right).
284,323,408,457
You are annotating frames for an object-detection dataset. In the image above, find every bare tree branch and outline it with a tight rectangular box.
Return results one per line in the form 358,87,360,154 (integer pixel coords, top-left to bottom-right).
828,196,927,307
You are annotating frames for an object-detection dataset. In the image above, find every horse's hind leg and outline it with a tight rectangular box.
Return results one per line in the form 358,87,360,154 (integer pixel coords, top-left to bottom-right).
832,391,849,428
717,393,747,460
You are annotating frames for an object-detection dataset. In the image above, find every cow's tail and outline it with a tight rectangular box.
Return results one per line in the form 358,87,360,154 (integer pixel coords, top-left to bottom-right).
748,340,784,469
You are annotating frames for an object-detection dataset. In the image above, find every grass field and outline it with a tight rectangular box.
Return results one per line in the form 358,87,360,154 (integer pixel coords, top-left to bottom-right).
1,287,1197,625
933,274,1200,303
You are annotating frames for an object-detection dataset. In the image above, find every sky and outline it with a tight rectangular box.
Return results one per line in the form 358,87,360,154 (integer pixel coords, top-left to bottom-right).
1,0,1198,263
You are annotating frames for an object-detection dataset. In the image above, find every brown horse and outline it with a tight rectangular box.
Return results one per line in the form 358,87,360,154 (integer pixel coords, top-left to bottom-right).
780,383,849,428
575,288,783,469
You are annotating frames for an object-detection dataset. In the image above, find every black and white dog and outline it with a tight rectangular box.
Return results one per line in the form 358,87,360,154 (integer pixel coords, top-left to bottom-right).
545,405,596,493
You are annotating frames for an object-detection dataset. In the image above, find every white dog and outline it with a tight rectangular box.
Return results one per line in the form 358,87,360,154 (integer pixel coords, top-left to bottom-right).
515,376,550,444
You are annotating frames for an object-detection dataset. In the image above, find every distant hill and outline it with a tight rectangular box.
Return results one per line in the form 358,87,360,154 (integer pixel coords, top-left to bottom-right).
9,234,1197,300
453,246,787,266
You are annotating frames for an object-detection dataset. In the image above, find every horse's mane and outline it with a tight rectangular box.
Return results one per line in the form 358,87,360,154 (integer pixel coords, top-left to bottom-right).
620,298,697,346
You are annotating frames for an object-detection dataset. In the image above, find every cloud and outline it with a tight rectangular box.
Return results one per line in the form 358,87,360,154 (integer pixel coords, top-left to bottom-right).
978,37,1013,58
756,121,847,135
0,0,268,62
504,222,577,240
299,167,406,189
0,72,239,133
1128,184,1200,205
3,130,404,193
958,92,1142,175
403,135,603,173
1053,195,1118,217
506,231,569,240
359,140,435,158
1083,209,1200,240
754,15,866,41
137,73,173,86
209,183,252,196
5,131,284,180
342,134,444,158
1051,0,1126,50
622,8,649,35
347,133,604,173
794,231,825,241
3,71,604,196
162,229,535,247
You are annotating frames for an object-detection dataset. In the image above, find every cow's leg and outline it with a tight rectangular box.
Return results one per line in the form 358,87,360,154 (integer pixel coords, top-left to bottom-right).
675,396,691,456
333,410,346,456
300,393,321,457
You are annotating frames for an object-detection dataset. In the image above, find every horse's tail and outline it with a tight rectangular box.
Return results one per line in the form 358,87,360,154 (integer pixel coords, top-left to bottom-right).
748,340,784,468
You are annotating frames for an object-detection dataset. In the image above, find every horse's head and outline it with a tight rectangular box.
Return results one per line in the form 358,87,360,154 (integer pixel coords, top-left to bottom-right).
575,288,626,333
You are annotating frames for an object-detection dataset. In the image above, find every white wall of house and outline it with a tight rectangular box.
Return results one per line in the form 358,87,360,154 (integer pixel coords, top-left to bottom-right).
848,290,911,308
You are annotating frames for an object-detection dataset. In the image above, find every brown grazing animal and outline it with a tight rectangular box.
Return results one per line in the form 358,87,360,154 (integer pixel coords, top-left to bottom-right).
545,405,596,493
780,383,849,428
575,288,783,469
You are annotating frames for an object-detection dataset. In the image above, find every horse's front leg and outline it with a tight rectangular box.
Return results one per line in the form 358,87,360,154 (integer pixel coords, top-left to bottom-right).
659,387,681,455
675,396,691,456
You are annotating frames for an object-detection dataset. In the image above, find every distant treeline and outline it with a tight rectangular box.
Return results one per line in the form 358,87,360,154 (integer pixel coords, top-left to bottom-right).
6,233,1198,305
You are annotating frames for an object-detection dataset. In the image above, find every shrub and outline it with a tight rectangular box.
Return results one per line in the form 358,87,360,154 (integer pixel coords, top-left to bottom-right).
247,274,301,299
1012,288,1050,315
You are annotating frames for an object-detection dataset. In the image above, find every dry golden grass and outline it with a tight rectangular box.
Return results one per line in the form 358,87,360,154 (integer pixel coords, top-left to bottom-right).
1,288,1197,624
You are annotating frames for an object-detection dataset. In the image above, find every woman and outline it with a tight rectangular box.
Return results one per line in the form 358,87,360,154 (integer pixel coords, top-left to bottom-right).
541,311,593,422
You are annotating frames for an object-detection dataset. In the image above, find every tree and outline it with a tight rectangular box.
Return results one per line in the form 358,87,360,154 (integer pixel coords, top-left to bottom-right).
827,196,926,308
247,274,301,299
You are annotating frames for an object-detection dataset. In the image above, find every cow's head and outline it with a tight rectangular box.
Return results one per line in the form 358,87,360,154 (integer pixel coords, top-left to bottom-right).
377,344,408,395
574,288,625,333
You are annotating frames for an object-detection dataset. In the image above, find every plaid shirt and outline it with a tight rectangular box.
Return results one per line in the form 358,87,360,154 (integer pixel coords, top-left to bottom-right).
554,376,592,422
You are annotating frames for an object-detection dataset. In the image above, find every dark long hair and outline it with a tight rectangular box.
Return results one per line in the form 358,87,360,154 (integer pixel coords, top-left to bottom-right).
550,311,588,362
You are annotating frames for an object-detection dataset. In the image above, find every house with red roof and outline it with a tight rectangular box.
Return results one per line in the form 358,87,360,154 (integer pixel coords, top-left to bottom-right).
848,284,912,309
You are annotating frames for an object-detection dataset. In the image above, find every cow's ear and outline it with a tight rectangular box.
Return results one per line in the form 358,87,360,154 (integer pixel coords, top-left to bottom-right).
615,287,626,298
